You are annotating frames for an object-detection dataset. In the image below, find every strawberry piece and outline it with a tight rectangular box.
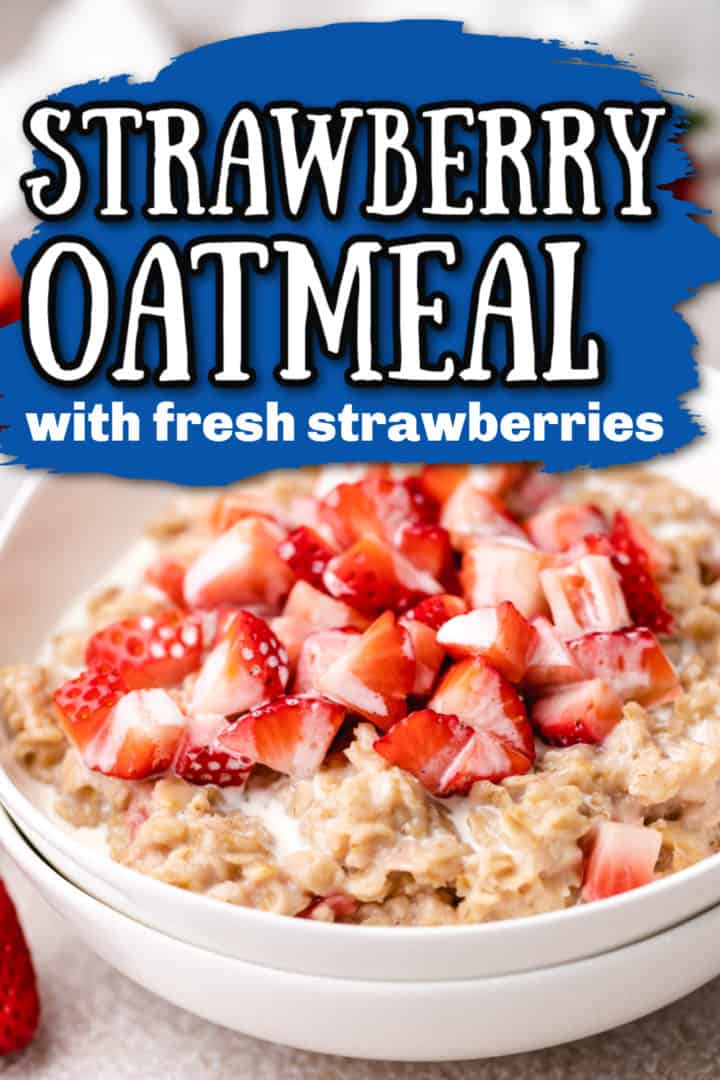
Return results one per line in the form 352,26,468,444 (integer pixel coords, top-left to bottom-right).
461,540,549,620
419,464,469,505
294,628,360,694
209,492,278,534
437,602,538,683
298,893,360,920
399,616,446,696
219,695,345,778
323,535,441,616
398,522,455,585
611,511,672,578
54,668,127,751
192,610,289,716
183,516,295,611
273,581,370,666
540,554,630,637
83,688,186,780
85,611,202,690
144,555,188,609
403,593,467,632
609,512,675,634
173,712,252,786
277,526,336,589
506,469,562,517
374,708,527,795
582,820,661,902
318,473,437,550
441,483,528,549
568,628,681,708
430,656,534,760
530,679,623,746
317,480,384,548
0,880,40,1054
0,267,21,328
521,616,584,692
318,611,415,730
525,503,607,553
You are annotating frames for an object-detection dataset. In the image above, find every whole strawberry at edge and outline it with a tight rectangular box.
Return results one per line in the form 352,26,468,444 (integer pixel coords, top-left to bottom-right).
0,880,40,1055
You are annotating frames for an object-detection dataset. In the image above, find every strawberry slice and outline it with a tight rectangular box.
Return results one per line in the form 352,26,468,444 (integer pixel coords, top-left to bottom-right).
525,503,607,553
609,512,675,634
0,879,40,1055
144,555,188,609
397,522,455,585
402,593,467,632
183,516,295,611
219,694,346,778
277,526,336,589
530,679,623,746
568,628,681,708
581,820,661,902
192,610,289,715
294,628,361,694
441,483,528,549
323,534,441,616
611,511,672,578
54,668,127,751
436,602,538,683
83,688,186,780
399,616,446,696
461,540,549,620
521,616,584,692
430,656,535,760
173,712,252,786
318,611,415,730
374,708,527,795
85,611,203,690
540,554,631,637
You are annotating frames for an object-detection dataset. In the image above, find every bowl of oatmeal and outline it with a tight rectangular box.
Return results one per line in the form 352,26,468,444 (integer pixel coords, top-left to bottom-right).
2,381,720,981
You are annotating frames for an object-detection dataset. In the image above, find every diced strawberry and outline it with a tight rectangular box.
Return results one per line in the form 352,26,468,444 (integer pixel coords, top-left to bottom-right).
283,580,370,632
418,464,469,505
374,708,527,795
294,628,360,694
276,525,336,590
318,611,415,729
568,628,681,708
521,616,584,691
530,679,623,746
436,602,538,683
430,656,535,760
192,610,289,715
54,668,127,751
611,511,672,578
609,512,675,634
323,535,441,616
399,616,446,696
525,503,607,553
581,820,661,902
506,469,562,517
83,688,186,780
540,554,631,637
298,893,360,920
144,555,188,609
461,541,549,620
397,522,455,585
183,516,295,611
85,611,203,690
403,593,467,632
209,492,278,534
441,482,528,549
317,480,384,548
173,712,252,786
219,694,345,778
318,474,437,550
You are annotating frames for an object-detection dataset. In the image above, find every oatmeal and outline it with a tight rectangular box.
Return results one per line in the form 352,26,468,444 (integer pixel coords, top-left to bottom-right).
2,462,720,925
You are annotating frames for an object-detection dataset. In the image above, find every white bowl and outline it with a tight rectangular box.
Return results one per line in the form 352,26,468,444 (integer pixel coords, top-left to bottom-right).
1,370,719,983
5,801,720,1061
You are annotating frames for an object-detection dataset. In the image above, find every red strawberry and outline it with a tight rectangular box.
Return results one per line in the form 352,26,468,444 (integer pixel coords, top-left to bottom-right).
374,708,527,795
144,556,188,609
294,628,360,694
85,611,202,690
540,554,630,637
272,581,370,666
568,628,681,708
317,481,383,548
54,668,127,751
530,679,622,746
403,593,467,632
0,881,40,1055
461,540,549,620
418,464,469,505
611,512,672,578
521,616,584,692
318,611,415,730
323,535,441,616
430,656,535,760
173,713,252,787
219,695,345,778
298,893,359,920
436,602,538,683
525,503,607,553
398,522,455,585
0,267,21,328
83,688,186,780
318,474,437,550
192,610,289,716
441,484,527,549
399,616,445,696
506,469,562,517
277,526,336,589
582,820,661,902
183,516,295,611
609,512,675,634
209,492,278,534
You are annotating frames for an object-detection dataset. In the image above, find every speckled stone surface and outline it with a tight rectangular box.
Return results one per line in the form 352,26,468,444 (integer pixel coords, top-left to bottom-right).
2,850,720,1080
